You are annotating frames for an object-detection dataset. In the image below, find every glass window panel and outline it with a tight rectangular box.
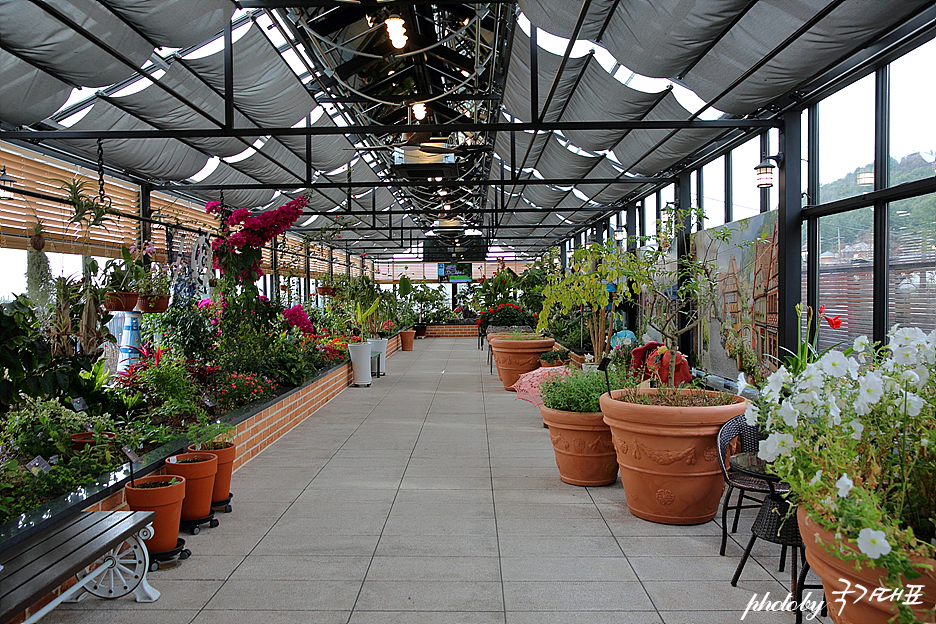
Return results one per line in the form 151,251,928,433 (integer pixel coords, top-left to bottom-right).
889,38,936,188
642,194,657,244
816,207,874,351
690,170,699,211
889,192,936,333
818,73,874,204
702,156,725,228
731,137,761,221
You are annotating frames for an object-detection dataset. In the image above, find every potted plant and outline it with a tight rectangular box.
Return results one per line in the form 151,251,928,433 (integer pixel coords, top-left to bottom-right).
750,315,935,624
164,452,218,523
538,348,569,368
135,263,171,313
598,203,747,525
186,414,237,512
124,475,186,554
540,369,635,486
490,332,556,391
101,243,148,312
348,298,380,386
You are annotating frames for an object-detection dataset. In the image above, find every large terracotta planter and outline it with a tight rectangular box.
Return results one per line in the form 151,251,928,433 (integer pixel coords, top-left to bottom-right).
489,336,556,391
797,507,936,624
124,474,186,554
189,442,236,504
164,453,218,521
400,329,415,351
599,388,746,525
137,294,170,313
540,406,618,486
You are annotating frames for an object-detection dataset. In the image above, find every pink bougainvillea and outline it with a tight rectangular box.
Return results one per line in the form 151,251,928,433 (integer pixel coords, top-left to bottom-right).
283,304,314,335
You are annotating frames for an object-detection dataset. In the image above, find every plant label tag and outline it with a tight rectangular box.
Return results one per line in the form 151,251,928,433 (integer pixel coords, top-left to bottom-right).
72,397,89,412
48,455,59,465
202,394,217,408
26,455,52,475
121,445,140,464
166,456,177,464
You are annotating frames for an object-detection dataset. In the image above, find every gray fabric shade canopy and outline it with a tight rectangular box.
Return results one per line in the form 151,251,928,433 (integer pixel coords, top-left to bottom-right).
0,0,930,259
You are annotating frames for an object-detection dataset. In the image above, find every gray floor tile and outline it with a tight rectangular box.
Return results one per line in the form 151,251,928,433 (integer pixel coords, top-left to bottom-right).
500,556,637,582
204,580,360,610
350,612,505,624
365,556,501,581
42,610,199,624
507,613,662,624
192,612,350,624
355,581,504,611
503,581,654,611
229,555,372,580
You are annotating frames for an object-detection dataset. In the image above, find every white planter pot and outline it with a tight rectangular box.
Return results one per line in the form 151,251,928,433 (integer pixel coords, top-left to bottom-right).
367,338,388,375
348,341,373,386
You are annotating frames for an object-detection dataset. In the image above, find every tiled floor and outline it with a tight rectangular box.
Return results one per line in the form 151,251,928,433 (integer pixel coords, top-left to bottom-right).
50,338,828,624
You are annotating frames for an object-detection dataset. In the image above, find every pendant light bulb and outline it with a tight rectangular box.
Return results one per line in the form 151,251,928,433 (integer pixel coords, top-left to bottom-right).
412,102,427,120
385,16,407,49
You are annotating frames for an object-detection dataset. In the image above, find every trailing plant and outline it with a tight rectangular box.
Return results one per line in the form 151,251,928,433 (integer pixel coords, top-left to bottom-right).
25,222,54,325
54,177,115,230
751,324,936,624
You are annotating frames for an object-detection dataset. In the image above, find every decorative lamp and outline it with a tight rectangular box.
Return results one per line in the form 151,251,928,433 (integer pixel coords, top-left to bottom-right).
0,167,16,199
857,171,874,186
385,16,407,49
412,102,426,120
614,228,626,242
755,159,775,188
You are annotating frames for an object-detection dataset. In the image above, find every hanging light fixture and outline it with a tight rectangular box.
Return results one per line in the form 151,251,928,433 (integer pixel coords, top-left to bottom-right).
385,15,407,49
412,102,426,120
614,228,626,242
0,167,16,200
754,153,783,189
857,171,874,186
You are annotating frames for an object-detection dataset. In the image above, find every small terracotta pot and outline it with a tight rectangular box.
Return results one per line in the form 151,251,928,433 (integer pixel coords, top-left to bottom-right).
188,443,236,504
70,431,116,451
103,291,139,312
164,453,218,521
541,406,618,486
539,360,564,368
489,336,555,390
316,286,335,296
137,294,170,313
600,388,746,525
400,329,416,351
797,507,936,623
124,474,186,554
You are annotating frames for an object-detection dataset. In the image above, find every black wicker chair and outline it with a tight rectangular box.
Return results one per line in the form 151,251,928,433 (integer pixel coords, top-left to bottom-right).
716,414,790,556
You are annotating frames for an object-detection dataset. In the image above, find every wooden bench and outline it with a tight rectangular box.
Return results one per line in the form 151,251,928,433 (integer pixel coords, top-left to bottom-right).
0,511,160,624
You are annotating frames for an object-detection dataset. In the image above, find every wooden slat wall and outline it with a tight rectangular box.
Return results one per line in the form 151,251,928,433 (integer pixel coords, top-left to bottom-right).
374,261,532,283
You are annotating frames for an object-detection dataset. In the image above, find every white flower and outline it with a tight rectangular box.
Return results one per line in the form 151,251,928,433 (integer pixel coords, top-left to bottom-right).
845,358,860,380
778,401,799,428
765,366,791,397
809,470,823,485
775,433,795,455
849,419,864,441
892,344,918,367
835,473,854,498
736,373,748,397
914,365,930,389
744,402,759,427
853,335,871,354
819,351,850,378
798,363,824,393
904,392,925,417
857,372,884,405
857,528,892,559
922,438,930,448
827,399,842,426
890,326,927,346
757,436,781,462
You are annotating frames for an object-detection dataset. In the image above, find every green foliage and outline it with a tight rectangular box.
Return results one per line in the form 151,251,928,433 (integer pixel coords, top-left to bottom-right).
132,353,205,425
144,302,216,363
475,270,516,309
517,250,560,315
538,240,626,358
186,412,235,450
134,265,171,296
2,397,113,459
101,246,146,292
540,369,636,413
25,245,54,324
477,302,534,332
54,177,115,229
539,348,569,363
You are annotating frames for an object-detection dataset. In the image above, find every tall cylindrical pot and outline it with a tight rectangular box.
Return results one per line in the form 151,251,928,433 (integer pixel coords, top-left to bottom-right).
124,474,186,554
540,406,618,486
368,337,389,375
164,452,218,521
189,442,236,504
117,311,143,373
797,506,936,624
599,389,746,525
489,337,555,390
400,329,415,351
348,341,373,386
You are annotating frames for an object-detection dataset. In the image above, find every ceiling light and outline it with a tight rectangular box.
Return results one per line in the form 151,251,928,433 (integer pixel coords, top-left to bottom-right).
434,177,443,182
438,189,448,196
857,171,874,186
385,16,407,49
412,102,426,120
755,153,782,189
444,204,451,210
460,70,471,77
614,229,626,242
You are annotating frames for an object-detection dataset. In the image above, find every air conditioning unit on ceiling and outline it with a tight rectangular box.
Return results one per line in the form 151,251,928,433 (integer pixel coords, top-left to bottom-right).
391,147,459,179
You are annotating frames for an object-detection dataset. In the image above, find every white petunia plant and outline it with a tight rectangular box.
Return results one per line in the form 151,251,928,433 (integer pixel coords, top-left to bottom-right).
753,324,936,624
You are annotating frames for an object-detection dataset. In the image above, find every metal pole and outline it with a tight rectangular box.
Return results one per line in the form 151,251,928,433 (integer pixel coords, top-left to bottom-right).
777,111,804,357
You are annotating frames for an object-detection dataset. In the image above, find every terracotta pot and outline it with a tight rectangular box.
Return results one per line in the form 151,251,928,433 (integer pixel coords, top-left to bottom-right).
540,406,618,486
599,388,746,525
124,474,186,554
489,336,555,391
400,329,416,351
189,443,236,504
70,431,116,451
316,286,335,296
797,506,936,624
103,291,139,312
137,294,170,313
164,453,218,521
539,360,564,368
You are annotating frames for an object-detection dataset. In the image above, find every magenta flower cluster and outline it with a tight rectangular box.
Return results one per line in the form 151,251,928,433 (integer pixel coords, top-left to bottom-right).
283,304,314,335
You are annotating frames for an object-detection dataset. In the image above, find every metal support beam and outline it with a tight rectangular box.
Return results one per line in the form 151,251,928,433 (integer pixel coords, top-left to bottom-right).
676,171,693,361
777,110,803,357
872,65,890,345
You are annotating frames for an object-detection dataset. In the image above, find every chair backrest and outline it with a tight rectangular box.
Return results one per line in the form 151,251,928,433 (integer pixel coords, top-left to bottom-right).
716,413,767,479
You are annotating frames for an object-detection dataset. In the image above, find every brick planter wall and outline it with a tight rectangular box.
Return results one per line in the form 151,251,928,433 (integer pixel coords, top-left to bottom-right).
4,336,405,624
426,324,479,338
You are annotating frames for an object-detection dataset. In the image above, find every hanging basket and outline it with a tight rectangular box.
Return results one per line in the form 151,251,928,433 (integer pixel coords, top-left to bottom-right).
137,294,170,314
316,286,336,296
103,291,139,312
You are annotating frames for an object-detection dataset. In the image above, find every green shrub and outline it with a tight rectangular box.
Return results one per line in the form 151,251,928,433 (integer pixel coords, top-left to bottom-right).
540,369,635,413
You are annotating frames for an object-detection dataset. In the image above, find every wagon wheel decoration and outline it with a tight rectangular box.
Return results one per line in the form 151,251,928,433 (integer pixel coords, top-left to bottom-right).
75,529,151,598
